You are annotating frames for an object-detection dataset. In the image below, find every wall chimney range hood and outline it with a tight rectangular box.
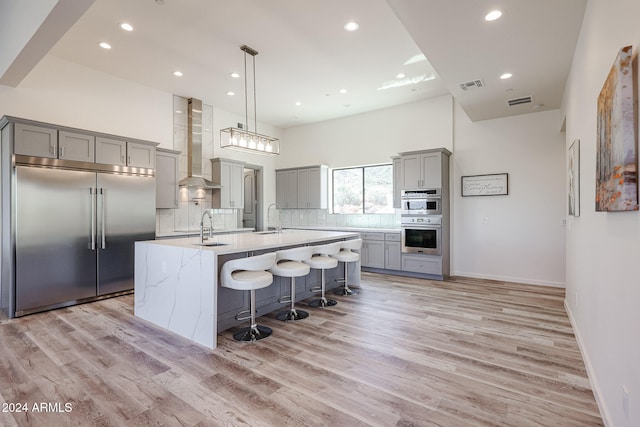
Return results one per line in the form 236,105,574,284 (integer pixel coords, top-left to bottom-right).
178,98,220,189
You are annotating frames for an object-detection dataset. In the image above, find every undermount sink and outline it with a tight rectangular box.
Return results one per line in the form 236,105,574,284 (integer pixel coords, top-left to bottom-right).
193,242,229,247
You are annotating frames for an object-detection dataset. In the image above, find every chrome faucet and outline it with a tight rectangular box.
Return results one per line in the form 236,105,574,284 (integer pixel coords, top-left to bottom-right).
200,209,214,243
267,202,282,233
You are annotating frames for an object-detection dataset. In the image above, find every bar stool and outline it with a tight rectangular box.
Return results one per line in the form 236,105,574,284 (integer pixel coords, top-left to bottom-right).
220,252,277,342
331,239,362,296
270,246,314,321
304,242,341,308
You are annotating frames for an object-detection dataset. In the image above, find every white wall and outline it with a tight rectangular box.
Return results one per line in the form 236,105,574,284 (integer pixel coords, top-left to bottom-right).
0,55,173,144
280,95,566,287
562,0,640,425
452,105,566,286
280,95,453,168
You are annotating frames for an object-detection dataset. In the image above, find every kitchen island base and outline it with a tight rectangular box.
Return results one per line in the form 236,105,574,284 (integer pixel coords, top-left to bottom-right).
134,230,360,349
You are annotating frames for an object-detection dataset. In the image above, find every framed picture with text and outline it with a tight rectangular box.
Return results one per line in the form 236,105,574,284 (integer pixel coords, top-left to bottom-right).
461,173,509,197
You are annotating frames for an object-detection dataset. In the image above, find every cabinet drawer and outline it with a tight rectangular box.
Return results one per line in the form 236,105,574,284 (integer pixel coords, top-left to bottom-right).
402,254,442,275
361,232,384,241
385,233,401,242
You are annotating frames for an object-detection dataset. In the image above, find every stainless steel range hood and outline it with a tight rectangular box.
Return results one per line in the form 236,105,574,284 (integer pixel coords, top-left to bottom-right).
178,98,220,189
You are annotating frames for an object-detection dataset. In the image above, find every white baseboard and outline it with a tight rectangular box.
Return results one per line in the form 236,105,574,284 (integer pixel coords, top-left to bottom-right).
564,300,611,427
451,270,565,288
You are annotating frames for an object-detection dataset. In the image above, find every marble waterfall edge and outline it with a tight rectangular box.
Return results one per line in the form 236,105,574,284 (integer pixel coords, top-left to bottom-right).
134,242,217,349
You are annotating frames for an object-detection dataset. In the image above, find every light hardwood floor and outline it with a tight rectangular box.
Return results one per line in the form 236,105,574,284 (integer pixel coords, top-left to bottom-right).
0,273,603,426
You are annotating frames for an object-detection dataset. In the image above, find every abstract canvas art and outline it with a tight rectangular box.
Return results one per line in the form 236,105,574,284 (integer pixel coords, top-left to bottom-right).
569,139,580,216
596,45,638,212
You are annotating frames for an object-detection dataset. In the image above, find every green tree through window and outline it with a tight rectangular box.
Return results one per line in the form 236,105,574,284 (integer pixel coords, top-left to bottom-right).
332,164,393,214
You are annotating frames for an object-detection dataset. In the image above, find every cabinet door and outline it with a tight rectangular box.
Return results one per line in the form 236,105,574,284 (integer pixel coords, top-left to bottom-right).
284,170,298,209
96,137,126,165
156,151,179,209
14,123,58,158
297,168,310,208
127,142,155,168
401,154,422,189
59,131,95,162
306,168,323,208
363,239,385,268
421,153,441,188
276,171,287,208
231,162,245,209
385,241,402,270
392,157,401,208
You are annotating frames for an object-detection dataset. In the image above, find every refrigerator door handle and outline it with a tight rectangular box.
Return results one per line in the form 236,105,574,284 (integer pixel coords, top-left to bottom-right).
90,188,96,250
100,188,106,249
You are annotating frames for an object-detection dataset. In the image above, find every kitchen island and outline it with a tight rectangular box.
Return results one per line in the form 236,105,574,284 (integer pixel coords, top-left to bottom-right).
134,230,360,349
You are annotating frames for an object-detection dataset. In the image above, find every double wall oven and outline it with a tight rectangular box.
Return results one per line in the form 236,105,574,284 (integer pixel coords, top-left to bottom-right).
401,189,442,255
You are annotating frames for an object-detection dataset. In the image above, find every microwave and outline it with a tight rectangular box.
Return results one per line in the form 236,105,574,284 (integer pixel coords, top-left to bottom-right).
401,189,442,215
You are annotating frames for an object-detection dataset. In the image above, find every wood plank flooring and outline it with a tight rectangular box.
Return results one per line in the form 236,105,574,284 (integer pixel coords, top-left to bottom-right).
0,273,603,426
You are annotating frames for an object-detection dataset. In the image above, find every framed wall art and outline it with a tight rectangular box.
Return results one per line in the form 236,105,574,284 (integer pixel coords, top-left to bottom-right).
568,139,580,216
461,173,508,197
596,45,638,212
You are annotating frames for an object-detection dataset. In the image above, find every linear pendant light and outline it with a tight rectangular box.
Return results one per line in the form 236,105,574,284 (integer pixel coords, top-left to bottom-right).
220,45,280,155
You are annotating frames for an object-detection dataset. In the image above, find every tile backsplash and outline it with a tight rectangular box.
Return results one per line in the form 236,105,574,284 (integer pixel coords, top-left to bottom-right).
280,209,400,229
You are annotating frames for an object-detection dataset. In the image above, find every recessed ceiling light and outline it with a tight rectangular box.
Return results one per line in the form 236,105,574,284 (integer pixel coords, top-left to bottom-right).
226,91,235,96
344,21,359,32
119,22,133,31
173,71,183,77
500,73,512,80
396,73,406,79
98,42,112,50
230,72,240,78
339,89,347,94
295,102,302,106
485,10,502,21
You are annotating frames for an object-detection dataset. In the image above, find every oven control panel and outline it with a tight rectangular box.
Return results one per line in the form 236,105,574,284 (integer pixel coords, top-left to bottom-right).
401,216,442,225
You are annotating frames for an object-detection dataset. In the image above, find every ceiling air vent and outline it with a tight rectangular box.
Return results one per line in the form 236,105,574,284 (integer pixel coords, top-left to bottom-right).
507,96,533,106
458,79,485,91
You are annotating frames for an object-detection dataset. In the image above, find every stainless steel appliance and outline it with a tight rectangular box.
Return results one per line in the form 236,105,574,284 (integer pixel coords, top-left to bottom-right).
401,189,441,215
401,215,442,255
12,157,155,316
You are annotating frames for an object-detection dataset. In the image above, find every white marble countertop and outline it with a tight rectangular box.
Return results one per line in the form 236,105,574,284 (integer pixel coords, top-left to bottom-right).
156,228,254,238
143,229,360,255
284,225,401,234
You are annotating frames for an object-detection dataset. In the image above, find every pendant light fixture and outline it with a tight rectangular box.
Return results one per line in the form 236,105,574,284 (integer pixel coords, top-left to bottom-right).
220,45,280,155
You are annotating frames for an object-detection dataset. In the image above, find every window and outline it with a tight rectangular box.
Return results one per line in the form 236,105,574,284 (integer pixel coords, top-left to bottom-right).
332,164,393,214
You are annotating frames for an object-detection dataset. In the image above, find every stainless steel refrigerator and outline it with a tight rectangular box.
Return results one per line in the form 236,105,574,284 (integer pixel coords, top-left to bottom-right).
12,165,155,316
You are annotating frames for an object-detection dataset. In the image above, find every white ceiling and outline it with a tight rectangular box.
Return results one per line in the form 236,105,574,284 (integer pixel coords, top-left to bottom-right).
7,0,587,128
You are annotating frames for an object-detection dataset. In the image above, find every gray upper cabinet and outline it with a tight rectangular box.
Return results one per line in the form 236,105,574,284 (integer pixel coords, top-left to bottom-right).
276,165,327,209
392,156,401,209
13,123,58,159
96,137,126,166
298,166,327,209
156,148,180,209
212,158,245,209
58,131,95,162
127,141,156,168
276,169,298,209
400,149,451,189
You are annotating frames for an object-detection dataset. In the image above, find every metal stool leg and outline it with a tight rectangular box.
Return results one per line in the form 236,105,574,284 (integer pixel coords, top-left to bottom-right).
309,269,338,307
233,289,272,341
276,277,309,321
333,261,358,296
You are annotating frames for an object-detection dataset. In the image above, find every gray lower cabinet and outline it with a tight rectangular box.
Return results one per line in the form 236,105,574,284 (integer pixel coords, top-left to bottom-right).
384,233,402,270
361,233,385,268
402,254,442,275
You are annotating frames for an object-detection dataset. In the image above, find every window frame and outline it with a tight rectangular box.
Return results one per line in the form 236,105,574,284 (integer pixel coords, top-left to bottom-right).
331,163,393,214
